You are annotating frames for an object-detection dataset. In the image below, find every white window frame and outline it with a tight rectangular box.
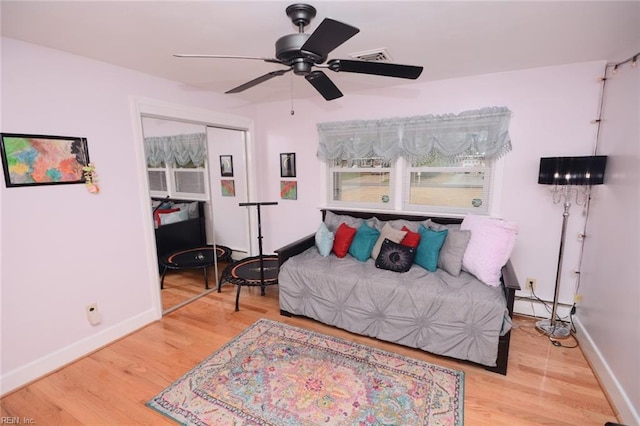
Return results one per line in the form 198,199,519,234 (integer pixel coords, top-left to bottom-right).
148,164,210,201
148,167,169,198
403,164,492,215
326,158,503,216
326,161,396,210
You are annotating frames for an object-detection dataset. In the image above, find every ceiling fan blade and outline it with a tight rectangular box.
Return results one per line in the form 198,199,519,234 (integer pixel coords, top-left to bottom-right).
226,68,292,94
174,54,281,64
327,59,423,79
305,71,343,101
301,18,359,58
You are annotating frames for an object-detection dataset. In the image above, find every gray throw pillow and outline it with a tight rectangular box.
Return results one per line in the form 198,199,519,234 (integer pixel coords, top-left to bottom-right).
324,211,364,233
438,229,471,276
425,219,470,276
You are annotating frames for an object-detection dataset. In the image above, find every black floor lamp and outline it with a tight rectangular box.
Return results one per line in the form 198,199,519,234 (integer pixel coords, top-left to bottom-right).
536,155,607,338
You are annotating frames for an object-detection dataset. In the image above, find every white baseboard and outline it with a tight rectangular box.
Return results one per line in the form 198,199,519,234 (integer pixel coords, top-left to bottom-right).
0,309,158,396
574,317,640,425
514,297,571,319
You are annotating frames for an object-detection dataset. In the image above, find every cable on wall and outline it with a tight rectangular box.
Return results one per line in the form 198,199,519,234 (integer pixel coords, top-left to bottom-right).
570,51,639,334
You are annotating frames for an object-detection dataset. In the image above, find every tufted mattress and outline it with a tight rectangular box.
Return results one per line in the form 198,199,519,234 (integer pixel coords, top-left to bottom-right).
279,246,512,367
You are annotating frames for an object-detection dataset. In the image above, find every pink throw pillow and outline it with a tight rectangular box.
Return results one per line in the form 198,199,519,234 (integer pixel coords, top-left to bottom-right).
460,214,518,286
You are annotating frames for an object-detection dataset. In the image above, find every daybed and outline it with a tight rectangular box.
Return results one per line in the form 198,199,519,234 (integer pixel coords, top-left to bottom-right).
151,198,207,270
276,209,520,375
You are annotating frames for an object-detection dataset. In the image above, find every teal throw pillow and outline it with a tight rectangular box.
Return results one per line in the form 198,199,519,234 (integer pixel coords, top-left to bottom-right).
315,222,335,257
348,222,380,262
415,225,448,272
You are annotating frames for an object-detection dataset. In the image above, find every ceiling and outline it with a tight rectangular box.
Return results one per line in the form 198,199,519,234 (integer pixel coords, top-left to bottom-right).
2,1,639,105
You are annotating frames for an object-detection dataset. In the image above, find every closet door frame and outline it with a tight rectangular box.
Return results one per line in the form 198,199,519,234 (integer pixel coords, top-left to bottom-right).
131,97,257,319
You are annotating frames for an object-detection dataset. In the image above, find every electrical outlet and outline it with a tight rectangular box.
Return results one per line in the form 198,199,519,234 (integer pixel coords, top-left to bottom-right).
525,277,537,291
86,303,102,326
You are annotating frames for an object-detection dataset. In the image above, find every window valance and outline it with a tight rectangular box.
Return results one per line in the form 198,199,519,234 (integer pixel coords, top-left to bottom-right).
144,133,207,167
317,107,512,163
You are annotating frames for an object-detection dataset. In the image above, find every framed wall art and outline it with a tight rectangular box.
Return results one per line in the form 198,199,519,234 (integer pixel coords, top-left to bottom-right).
280,153,296,178
220,155,234,177
280,181,297,200
221,179,236,197
0,133,90,188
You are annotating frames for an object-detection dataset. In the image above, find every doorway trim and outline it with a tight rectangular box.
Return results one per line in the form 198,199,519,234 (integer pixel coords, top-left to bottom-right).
130,96,257,318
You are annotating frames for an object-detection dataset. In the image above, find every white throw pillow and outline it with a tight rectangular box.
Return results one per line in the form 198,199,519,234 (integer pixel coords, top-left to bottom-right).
371,223,408,260
460,214,518,286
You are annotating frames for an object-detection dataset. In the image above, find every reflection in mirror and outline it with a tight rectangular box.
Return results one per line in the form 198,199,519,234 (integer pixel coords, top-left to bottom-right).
141,116,223,314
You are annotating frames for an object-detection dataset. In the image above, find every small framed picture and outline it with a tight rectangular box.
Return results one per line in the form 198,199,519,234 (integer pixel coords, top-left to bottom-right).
281,181,297,200
280,153,296,178
221,179,235,197
220,155,234,177
1,133,90,188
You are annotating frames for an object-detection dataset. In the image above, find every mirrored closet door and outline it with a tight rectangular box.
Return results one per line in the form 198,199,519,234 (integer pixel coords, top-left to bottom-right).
141,116,219,313
141,116,250,314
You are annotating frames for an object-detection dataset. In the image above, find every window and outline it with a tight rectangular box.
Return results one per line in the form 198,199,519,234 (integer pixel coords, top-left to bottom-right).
148,164,209,200
329,158,393,208
173,168,208,197
318,107,511,215
405,156,492,214
148,168,169,193
144,132,209,201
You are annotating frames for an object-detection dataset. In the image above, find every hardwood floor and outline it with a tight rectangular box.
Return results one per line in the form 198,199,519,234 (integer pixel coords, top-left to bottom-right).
160,262,230,312
1,271,620,425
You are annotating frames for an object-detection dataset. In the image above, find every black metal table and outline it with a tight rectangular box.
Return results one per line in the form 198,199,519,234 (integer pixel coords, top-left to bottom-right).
160,245,232,289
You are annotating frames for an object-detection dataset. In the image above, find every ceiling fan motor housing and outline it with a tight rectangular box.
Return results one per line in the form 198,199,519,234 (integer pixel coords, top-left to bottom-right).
275,33,326,74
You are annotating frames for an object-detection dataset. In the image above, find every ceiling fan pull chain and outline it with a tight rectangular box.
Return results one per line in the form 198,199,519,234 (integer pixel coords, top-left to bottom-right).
290,72,295,115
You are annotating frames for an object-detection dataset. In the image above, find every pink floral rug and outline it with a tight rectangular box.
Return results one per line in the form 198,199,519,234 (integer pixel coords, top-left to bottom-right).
147,319,464,425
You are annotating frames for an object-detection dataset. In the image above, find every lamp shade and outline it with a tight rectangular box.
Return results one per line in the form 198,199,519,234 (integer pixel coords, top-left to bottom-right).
538,156,607,186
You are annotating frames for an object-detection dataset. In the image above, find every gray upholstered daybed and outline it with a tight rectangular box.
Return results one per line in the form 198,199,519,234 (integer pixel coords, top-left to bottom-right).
276,209,520,375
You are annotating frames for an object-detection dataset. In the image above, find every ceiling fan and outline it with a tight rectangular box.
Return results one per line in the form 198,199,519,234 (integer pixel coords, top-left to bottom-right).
174,3,424,101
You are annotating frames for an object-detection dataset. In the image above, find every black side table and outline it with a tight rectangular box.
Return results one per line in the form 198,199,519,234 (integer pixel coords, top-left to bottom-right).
160,245,232,289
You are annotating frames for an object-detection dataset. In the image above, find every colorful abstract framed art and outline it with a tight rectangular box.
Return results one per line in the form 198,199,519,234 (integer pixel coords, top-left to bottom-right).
0,133,90,188
221,179,236,197
280,181,297,200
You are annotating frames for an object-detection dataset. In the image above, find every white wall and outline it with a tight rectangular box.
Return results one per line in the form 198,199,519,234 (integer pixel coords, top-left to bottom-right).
0,37,253,394
207,126,251,256
577,54,639,424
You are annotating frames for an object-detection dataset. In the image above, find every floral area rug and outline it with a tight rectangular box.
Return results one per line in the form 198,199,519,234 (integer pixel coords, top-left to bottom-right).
147,319,464,425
